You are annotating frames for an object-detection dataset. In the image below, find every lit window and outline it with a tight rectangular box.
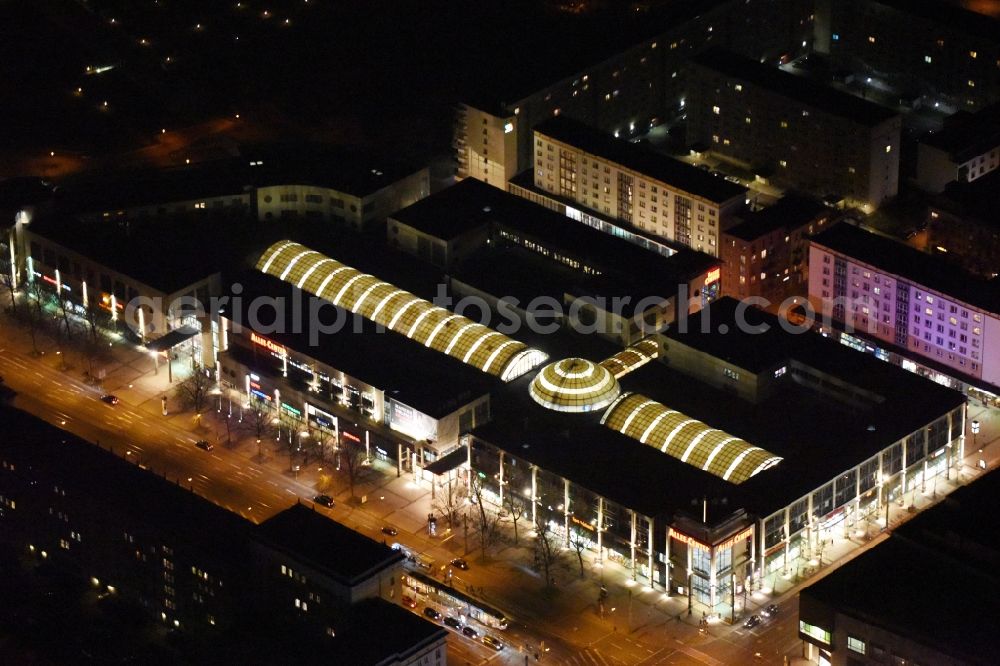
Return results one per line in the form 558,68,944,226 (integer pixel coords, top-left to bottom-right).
734,84,742,92
712,105,720,115
868,35,876,44
779,160,788,168
885,144,892,153
847,636,866,654
799,621,831,645
970,50,978,59
924,55,932,63
780,120,788,128
745,116,751,124
968,80,976,88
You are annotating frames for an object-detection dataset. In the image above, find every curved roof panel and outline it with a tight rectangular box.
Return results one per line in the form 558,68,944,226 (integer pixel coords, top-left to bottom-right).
256,241,547,381
601,392,781,484
529,358,621,413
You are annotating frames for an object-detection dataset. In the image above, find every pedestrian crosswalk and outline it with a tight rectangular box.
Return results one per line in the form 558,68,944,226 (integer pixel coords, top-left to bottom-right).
562,648,616,665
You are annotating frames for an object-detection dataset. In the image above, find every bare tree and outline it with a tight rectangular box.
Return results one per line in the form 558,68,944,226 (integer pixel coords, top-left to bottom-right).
242,399,275,460
433,475,468,529
570,526,589,578
18,279,50,356
504,482,527,545
0,268,17,311
338,437,369,499
533,517,562,587
469,473,503,558
175,364,214,416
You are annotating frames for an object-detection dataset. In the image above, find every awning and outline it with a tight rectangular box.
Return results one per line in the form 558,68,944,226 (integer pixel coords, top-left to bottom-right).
146,325,200,352
424,447,468,476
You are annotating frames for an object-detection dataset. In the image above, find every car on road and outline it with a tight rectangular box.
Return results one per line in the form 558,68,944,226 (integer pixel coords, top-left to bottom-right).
762,604,779,618
381,526,398,536
461,625,479,638
450,557,469,570
195,440,213,451
444,616,462,630
100,394,119,405
744,614,761,629
402,595,416,608
313,494,334,507
482,635,504,650
422,607,441,621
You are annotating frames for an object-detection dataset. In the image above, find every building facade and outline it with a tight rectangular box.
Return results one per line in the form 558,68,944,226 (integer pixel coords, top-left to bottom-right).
532,116,747,256
808,223,1000,396
917,104,1000,193
686,48,901,211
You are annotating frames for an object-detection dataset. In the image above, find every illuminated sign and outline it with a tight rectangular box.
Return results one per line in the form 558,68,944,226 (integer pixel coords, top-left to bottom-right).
504,122,514,134
250,331,286,356
250,389,272,402
41,275,70,292
705,267,721,284
280,402,301,417
341,431,361,444
100,293,124,310
571,516,595,532
668,528,710,551
717,527,753,551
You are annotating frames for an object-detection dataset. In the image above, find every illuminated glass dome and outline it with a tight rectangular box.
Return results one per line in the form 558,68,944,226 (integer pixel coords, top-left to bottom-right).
529,358,621,413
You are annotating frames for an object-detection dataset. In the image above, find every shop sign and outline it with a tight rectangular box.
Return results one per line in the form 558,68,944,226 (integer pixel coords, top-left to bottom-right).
668,528,710,551
342,431,361,444
250,331,286,356
571,515,596,532
717,527,753,551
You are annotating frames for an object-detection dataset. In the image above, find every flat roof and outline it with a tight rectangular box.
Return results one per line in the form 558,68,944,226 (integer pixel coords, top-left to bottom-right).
724,193,831,242
225,271,496,419
392,179,720,285
327,597,447,665
689,48,899,127
534,116,747,204
810,223,1000,313
801,471,1000,666
923,103,1000,162
876,0,1000,43
59,146,424,214
475,300,964,520
258,504,404,586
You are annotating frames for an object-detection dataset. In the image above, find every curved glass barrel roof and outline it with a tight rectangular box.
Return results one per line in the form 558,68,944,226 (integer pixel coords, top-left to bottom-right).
600,392,782,484
256,241,548,381
529,358,621,413
600,337,659,379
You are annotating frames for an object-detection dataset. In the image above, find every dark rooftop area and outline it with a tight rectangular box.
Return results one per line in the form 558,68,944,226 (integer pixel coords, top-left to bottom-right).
810,222,1000,313
534,116,748,204
877,0,1000,42
224,270,496,419
258,504,403,586
476,300,963,520
690,48,899,127
802,470,1000,666
922,103,1000,162
327,597,447,665
724,193,832,242
392,179,720,287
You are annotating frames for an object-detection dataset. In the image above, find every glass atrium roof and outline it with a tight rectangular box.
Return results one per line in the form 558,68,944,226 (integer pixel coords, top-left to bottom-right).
256,241,548,381
600,337,659,379
601,392,782,484
529,358,621,413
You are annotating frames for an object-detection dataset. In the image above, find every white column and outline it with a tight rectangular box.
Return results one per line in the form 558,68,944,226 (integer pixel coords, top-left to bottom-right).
564,478,571,548
646,516,654,587
530,465,538,526
597,497,604,563
630,510,637,579
497,451,505,509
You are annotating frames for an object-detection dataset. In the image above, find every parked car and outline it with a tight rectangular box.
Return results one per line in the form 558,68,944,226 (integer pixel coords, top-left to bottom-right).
762,604,779,618
422,607,441,621
100,394,119,405
744,614,762,629
381,526,398,536
482,635,504,650
402,595,417,608
462,625,479,638
313,494,334,507
450,558,469,570
444,616,462,630
195,440,213,451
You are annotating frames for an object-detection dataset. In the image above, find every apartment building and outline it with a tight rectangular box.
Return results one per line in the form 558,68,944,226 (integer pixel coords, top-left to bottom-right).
721,194,837,303
533,116,747,256
808,223,1000,396
686,48,901,211
917,102,1000,193
815,0,1000,112
454,0,817,186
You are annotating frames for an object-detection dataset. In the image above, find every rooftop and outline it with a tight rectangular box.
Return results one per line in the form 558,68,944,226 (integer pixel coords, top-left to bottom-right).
922,103,1000,162
392,179,721,288
689,48,899,127
58,145,424,214
534,116,748,204
724,193,832,242
327,598,447,666
224,270,497,419
476,301,963,520
801,470,1000,666
810,223,1000,313
258,504,404,587
877,0,1000,42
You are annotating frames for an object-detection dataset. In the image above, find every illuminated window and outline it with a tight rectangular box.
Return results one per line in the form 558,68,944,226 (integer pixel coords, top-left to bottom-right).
924,55,932,63
780,120,788,128
799,621,831,645
868,35,876,44
745,116,751,124
970,50,978,59
712,105,720,115
779,160,788,168
885,144,892,153
847,636,866,654
734,84,742,92
968,80,976,88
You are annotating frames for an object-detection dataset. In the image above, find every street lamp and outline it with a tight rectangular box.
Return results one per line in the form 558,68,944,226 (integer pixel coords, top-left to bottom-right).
972,419,981,451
